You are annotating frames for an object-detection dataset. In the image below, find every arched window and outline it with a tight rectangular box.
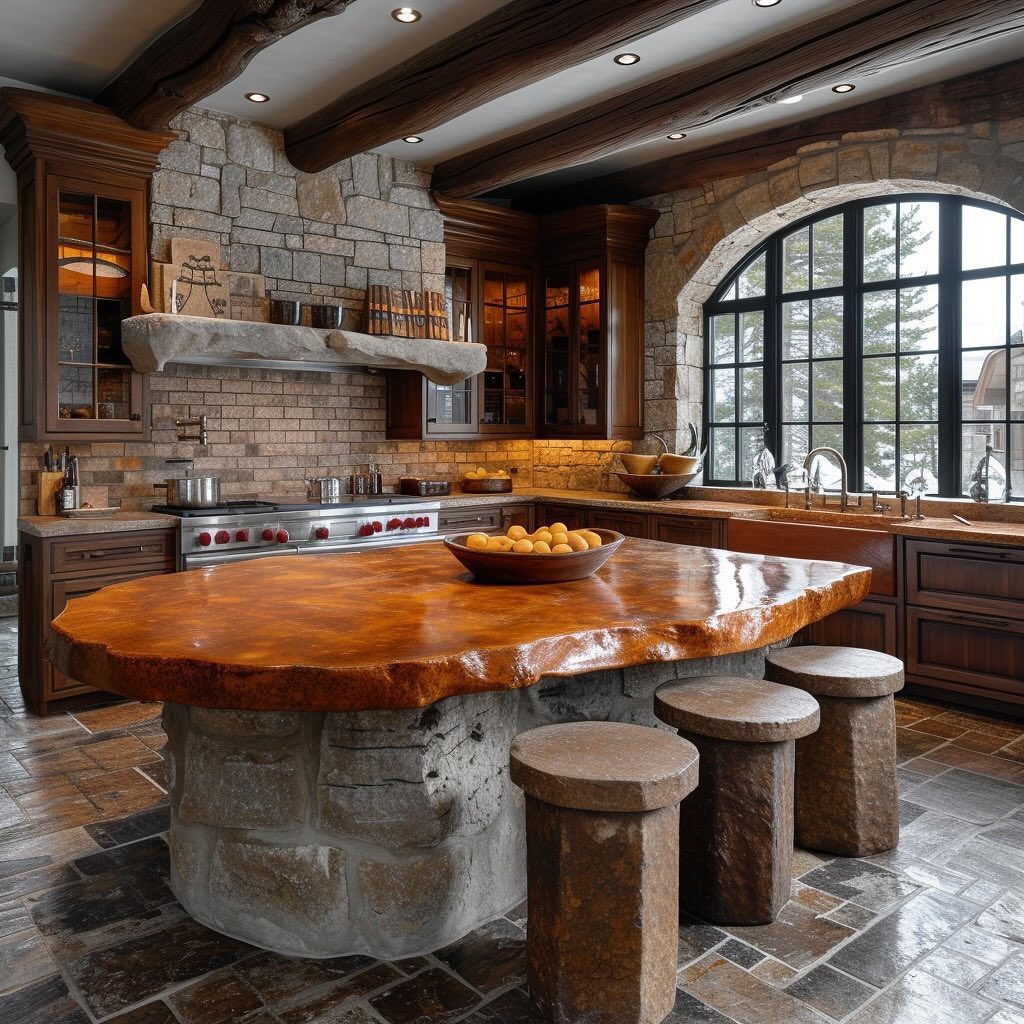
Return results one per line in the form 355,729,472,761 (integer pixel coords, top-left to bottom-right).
704,196,1024,499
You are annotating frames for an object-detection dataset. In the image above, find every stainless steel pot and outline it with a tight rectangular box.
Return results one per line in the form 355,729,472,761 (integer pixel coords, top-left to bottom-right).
305,476,343,503
154,476,222,508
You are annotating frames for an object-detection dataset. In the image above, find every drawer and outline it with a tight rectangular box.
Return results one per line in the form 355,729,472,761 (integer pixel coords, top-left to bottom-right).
651,515,725,549
438,507,504,535
589,510,647,538
906,606,1024,705
51,530,176,576
906,539,1024,620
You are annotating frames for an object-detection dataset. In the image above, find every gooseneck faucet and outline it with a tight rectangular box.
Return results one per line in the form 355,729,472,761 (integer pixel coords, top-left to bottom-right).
803,446,850,511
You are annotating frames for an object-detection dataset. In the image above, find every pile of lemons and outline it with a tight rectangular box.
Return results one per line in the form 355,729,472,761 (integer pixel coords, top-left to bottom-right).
464,522,603,555
463,467,511,481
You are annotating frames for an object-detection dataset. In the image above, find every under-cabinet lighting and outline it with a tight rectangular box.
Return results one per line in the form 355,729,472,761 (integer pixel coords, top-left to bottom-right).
402,135,423,144
613,53,641,66
832,83,856,94
667,132,688,140
391,7,421,23
245,92,270,103
778,94,804,105
753,0,782,6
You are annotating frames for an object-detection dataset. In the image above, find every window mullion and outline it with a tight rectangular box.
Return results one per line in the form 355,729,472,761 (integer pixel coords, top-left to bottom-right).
844,200,863,490
937,197,961,497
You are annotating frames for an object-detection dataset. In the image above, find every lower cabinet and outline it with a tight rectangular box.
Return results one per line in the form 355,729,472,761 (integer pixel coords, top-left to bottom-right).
650,514,726,548
437,503,534,537
590,509,647,538
533,503,588,532
19,529,177,714
792,597,899,658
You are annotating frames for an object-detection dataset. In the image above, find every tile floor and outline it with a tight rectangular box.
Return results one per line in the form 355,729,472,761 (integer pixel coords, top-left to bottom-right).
1,613,1024,1023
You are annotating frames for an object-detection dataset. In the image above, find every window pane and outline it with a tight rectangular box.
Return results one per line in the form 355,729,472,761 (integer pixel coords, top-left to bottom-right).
963,205,1007,270
783,301,809,358
740,427,762,484
812,360,843,422
864,424,897,490
740,366,763,423
782,424,809,468
1013,347,1024,419
713,314,735,364
962,277,1007,348
899,285,939,351
899,201,940,278
900,353,939,420
812,214,844,290
1012,424,1023,496
783,226,810,293
962,423,1002,494
738,253,767,298
740,310,764,362
962,349,1006,421
1012,274,1023,344
863,204,897,283
863,357,896,422
713,368,736,422
863,290,897,354
712,427,736,480
1012,217,1024,265
782,362,809,421
901,424,939,494
807,430,844,487
812,296,843,357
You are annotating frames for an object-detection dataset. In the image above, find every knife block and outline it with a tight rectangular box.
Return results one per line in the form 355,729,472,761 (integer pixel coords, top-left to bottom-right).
37,471,64,515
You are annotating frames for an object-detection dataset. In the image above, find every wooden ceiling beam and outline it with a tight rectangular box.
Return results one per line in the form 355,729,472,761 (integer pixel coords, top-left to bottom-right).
284,0,725,173
432,0,1024,199
96,0,356,131
517,60,1024,210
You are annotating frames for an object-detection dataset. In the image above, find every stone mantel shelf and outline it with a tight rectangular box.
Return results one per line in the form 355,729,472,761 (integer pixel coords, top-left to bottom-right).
120,313,488,384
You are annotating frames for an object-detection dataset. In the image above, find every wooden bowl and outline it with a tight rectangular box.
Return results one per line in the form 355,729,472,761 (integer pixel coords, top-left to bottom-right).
657,453,701,475
618,454,659,475
616,472,696,499
460,478,514,493
445,529,625,584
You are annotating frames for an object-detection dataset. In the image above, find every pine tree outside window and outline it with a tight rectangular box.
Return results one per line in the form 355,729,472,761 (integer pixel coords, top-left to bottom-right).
703,196,1024,499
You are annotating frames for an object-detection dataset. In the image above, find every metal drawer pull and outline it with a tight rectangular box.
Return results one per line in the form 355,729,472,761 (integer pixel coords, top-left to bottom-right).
946,547,1011,558
947,612,1015,629
82,545,148,559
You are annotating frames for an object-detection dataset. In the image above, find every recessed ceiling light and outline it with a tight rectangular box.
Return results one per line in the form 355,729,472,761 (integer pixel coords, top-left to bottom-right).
778,94,804,105
832,83,856,94
667,132,687,140
245,92,270,103
402,135,423,144
613,53,641,66
753,0,782,6
391,7,421,23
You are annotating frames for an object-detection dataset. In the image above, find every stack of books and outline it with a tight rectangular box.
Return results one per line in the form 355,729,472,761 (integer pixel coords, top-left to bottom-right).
367,285,450,340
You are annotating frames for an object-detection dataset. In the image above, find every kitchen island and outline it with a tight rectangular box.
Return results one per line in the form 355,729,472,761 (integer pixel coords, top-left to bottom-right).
49,538,869,958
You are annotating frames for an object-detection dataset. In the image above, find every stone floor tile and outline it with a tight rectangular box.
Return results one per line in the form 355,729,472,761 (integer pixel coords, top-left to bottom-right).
71,702,163,734
726,899,854,970
897,729,947,763
749,957,798,987
917,945,992,989
81,735,163,772
944,922,1024,966
847,968,997,1024
798,858,920,912
1000,737,1024,764
678,919,728,965
0,973,90,1024
83,805,170,848
72,767,166,818
66,916,254,1017
977,892,1024,944
925,746,1024,784
957,731,1016,754
434,918,526,994
990,1011,1024,1024
0,928,56,996
791,847,831,877
825,902,877,930
0,789,28,829
103,1000,180,1024
899,859,974,895
0,897,32,939
680,955,824,1023
827,889,980,988
898,768,931,794
895,810,980,862
275,962,401,1024
790,879,844,913
960,877,1007,904
900,800,927,827
718,939,764,969
665,988,736,1023
902,757,950,777
0,826,99,877
368,966,480,1024
945,836,1024,891
0,862,78,900
473,987,544,1024
903,770,1024,825
503,900,527,927
0,753,29,784
232,951,377,1005
907,719,968,739
982,822,1024,852
932,712,1022,741
13,747,97,779
786,963,876,1020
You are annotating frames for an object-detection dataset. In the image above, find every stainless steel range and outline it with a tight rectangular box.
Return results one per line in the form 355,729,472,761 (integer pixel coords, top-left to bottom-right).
153,496,441,570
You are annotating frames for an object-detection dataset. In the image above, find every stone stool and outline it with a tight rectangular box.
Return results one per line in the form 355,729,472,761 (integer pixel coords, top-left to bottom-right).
764,645,905,857
510,721,699,1024
654,676,819,925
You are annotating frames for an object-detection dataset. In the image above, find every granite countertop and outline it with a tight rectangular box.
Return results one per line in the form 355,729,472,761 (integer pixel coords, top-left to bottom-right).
18,511,179,538
49,541,869,712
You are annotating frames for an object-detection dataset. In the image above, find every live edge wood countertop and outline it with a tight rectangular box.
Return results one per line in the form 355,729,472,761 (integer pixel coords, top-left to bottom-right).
49,538,869,713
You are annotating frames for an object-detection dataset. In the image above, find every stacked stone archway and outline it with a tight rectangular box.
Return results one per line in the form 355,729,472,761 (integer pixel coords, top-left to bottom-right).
638,120,1024,453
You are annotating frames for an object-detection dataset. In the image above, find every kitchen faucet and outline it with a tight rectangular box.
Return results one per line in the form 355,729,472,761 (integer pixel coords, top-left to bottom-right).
803,446,850,511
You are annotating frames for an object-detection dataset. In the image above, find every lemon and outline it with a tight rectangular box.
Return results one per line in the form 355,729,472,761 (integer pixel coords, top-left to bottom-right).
494,536,514,551
532,541,552,554
550,532,569,547
552,543,573,554
466,533,490,549
566,533,589,551
506,525,528,541
549,522,568,534
581,530,603,548
512,539,534,554
485,537,505,551
532,530,553,545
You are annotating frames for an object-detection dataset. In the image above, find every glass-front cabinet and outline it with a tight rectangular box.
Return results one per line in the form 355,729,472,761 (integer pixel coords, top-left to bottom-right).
482,265,530,431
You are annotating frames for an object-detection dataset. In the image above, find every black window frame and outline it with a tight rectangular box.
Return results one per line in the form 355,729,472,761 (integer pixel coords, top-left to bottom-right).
703,194,1024,498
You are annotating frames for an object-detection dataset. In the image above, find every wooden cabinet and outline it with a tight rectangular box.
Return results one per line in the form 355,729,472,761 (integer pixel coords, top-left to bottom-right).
650,514,726,548
793,598,899,659
589,509,647,538
0,89,172,441
539,206,658,440
905,539,1024,710
533,503,588,532
18,528,176,713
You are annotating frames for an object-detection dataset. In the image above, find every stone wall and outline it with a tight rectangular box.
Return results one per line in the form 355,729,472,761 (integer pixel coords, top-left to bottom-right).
638,118,1024,453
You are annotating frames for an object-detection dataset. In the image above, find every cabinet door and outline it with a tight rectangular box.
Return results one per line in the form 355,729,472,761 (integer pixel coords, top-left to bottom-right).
906,539,1024,618
535,504,587,531
651,515,725,549
589,509,647,538
793,598,898,656
907,606,1024,708
501,505,534,532
425,261,479,437
542,267,575,431
480,263,531,434
438,507,505,536
47,175,147,438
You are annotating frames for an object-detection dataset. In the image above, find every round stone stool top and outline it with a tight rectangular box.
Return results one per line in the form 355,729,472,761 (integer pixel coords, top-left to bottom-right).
510,721,699,813
654,676,820,744
765,646,905,698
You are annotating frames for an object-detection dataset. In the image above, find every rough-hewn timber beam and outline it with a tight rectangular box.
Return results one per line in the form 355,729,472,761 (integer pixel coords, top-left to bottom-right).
284,0,725,173
96,0,355,131
432,0,1024,199
517,60,1024,210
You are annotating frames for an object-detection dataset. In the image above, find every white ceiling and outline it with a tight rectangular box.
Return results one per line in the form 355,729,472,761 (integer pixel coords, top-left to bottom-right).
0,0,1019,198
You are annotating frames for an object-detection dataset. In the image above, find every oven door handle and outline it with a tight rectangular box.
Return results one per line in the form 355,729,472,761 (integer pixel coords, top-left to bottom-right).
182,546,300,569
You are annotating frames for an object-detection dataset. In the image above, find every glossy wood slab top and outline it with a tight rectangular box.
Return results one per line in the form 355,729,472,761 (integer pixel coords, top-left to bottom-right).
49,538,870,712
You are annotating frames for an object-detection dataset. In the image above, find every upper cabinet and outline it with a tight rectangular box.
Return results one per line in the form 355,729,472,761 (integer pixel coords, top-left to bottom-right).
539,206,659,440
0,89,172,441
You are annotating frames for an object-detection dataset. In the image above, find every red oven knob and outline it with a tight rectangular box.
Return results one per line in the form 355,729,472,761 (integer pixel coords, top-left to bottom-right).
276,529,290,544
214,530,231,545
387,518,402,531
372,521,383,533
403,517,416,529
416,516,428,527
235,529,249,542
358,523,375,537
315,526,330,540
261,528,274,541
197,532,212,547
